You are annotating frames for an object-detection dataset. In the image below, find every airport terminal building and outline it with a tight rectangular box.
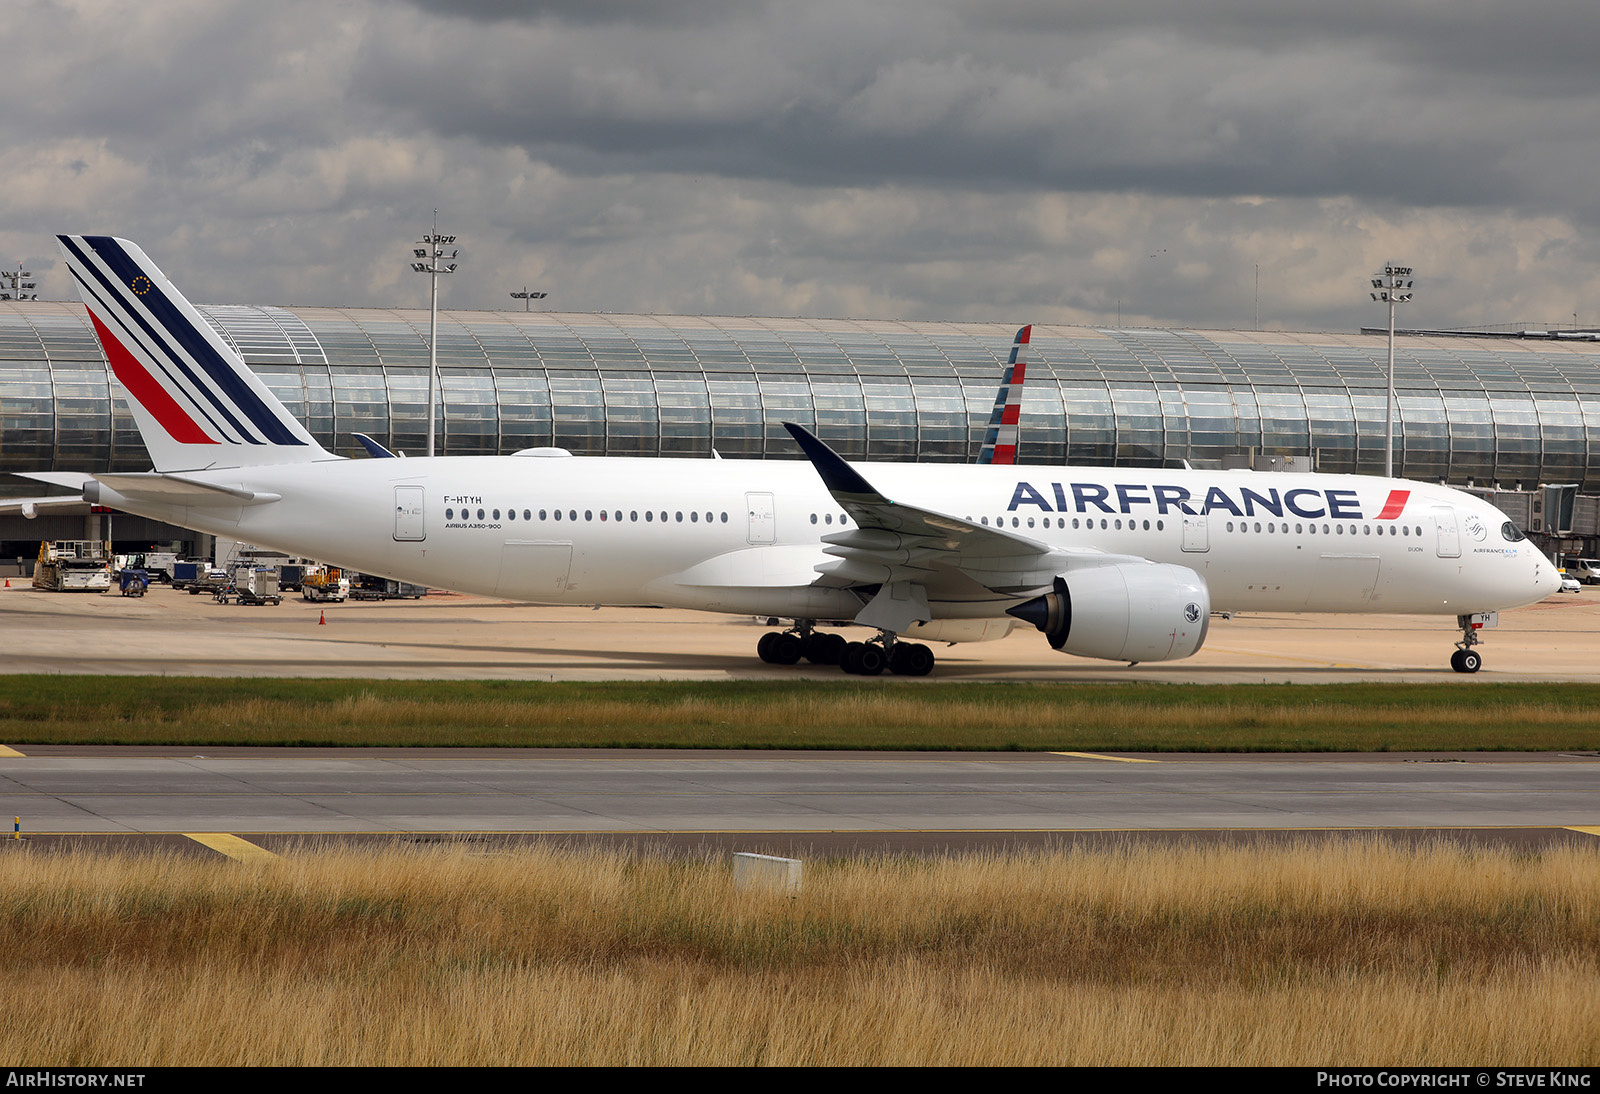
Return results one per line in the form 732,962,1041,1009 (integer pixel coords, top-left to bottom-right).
5,299,1600,556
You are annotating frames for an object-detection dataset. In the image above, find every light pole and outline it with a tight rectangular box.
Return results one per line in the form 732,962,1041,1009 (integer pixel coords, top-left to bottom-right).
509,288,547,311
0,264,38,301
410,212,459,458
1370,263,1414,478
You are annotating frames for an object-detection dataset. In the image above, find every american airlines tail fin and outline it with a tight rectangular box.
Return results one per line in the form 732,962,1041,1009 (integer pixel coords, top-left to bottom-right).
56,235,334,473
977,324,1030,465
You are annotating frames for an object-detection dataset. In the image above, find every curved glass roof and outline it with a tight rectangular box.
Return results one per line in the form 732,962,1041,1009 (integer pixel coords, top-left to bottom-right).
4,301,1600,491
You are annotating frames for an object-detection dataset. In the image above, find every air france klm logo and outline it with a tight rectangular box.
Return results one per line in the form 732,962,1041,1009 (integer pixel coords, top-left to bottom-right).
1007,482,1412,521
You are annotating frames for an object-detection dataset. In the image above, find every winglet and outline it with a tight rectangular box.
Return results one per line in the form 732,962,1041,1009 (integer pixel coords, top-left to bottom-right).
782,422,883,500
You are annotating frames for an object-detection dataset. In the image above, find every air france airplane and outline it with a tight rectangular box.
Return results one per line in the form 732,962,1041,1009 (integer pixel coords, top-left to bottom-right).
25,235,1559,676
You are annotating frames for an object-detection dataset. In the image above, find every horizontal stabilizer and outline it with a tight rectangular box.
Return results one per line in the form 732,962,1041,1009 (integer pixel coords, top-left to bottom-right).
11,472,93,490
90,473,280,506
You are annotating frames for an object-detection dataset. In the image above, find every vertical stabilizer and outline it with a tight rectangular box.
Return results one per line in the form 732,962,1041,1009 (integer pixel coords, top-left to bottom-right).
56,235,333,473
978,324,1030,465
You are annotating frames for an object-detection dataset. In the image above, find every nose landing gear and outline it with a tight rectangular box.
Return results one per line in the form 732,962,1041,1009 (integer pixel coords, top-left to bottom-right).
1450,613,1490,673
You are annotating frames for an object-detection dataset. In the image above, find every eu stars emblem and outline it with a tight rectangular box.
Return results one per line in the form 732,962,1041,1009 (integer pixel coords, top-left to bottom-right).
131,275,153,295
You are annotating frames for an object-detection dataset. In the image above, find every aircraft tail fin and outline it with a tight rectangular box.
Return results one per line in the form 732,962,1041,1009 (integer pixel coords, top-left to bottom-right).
56,235,334,473
978,324,1030,466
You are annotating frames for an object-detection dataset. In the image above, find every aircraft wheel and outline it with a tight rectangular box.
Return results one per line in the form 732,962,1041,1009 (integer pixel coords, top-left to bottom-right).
902,643,935,677
1451,649,1481,674
770,632,804,665
855,644,887,676
840,642,863,674
805,633,846,665
757,631,782,663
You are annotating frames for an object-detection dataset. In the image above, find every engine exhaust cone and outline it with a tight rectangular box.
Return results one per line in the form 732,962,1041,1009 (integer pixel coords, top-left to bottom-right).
1006,596,1050,630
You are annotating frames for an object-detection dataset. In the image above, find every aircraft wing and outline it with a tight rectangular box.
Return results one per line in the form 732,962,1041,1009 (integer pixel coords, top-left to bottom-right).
783,423,1146,630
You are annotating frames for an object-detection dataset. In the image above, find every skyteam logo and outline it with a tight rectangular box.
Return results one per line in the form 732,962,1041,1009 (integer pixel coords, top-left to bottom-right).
1005,481,1415,522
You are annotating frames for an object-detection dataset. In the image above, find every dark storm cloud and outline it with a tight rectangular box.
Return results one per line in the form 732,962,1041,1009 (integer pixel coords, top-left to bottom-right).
3,0,1597,331
394,0,759,27
352,0,1600,217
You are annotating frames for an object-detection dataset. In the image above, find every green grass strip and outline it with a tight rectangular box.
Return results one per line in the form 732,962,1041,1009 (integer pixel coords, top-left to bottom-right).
0,676,1596,751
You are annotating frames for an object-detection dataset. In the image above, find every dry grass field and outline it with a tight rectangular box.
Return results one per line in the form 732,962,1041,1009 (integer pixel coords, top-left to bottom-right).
3,840,1597,1066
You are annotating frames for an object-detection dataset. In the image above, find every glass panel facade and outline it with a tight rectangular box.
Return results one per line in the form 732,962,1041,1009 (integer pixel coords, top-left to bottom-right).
9,303,1600,496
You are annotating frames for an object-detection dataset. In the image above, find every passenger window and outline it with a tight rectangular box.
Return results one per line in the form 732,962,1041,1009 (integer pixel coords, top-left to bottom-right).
675,512,683,522
585,510,592,521
810,513,818,524
493,509,501,520
445,508,453,520
630,511,637,521
645,511,653,522
825,514,833,525
690,511,698,522
600,511,607,522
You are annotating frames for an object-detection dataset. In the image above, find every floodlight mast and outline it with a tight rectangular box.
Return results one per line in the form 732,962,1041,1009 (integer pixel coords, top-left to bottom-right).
410,211,459,457
509,287,547,312
0,264,37,302
1370,263,1415,478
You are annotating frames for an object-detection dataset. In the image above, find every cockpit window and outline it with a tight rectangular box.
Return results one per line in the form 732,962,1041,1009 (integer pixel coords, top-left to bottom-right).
1501,521,1527,542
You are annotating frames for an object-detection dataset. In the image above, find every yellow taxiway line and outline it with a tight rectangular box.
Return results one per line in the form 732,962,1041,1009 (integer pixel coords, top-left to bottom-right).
0,746,25,757
184,833,278,862
1050,751,1161,763
1565,826,1600,838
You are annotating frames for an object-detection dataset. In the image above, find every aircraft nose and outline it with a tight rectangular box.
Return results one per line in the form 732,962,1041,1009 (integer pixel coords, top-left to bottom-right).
1535,555,1561,597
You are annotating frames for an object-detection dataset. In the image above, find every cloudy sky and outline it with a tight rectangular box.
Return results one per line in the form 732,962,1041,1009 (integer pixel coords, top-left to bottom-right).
5,0,1599,331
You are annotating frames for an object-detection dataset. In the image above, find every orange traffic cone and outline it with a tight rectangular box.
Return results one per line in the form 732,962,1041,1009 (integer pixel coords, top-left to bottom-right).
318,610,326,625
3,579,8,588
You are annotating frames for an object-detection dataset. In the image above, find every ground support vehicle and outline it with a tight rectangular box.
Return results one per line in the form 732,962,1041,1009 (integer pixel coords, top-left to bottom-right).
301,567,350,602
117,568,149,596
215,566,281,606
350,575,428,600
31,541,112,592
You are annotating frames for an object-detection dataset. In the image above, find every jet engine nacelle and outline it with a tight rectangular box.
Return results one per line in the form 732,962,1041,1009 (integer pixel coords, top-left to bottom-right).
1006,562,1210,663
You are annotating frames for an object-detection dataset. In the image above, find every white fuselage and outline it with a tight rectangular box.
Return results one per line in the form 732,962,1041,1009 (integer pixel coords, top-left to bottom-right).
91,453,1559,624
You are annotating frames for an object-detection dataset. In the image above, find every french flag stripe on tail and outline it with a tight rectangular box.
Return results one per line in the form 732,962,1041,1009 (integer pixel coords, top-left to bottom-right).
86,312,217,445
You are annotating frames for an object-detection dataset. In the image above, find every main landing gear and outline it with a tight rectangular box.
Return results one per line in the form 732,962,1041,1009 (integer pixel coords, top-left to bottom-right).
756,622,935,676
1450,613,1485,674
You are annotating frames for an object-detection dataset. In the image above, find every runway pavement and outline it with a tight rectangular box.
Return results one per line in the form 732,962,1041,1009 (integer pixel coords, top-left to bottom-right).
0,746,1595,856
